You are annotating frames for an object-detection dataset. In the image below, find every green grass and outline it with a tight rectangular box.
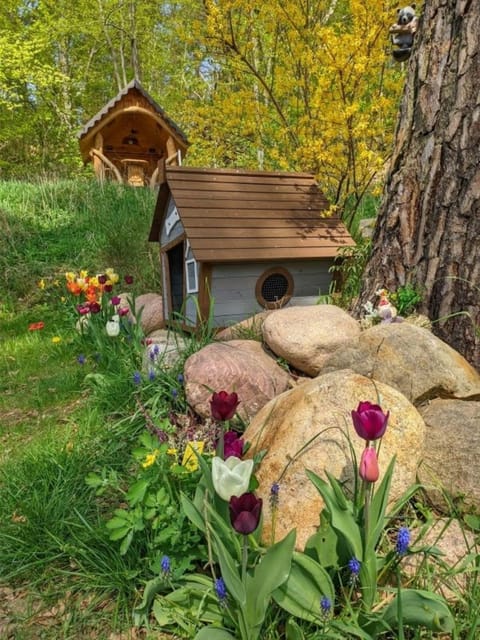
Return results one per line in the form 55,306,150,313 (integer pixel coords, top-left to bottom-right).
0,178,161,636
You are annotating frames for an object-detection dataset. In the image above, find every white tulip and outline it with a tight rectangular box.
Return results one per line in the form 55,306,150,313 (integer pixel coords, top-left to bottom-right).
106,314,120,337
211,456,254,502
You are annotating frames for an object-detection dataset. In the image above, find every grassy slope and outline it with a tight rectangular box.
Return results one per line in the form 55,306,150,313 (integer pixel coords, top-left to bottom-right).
0,179,158,435
0,179,159,637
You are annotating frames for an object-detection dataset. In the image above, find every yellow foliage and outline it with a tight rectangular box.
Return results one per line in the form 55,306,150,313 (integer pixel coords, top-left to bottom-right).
185,0,405,212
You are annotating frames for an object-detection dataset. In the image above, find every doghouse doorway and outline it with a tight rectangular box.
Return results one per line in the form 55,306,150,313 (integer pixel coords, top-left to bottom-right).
167,241,184,316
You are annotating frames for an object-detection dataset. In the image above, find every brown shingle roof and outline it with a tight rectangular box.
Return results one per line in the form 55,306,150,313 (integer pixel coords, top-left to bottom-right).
150,166,355,261
77,79,188,144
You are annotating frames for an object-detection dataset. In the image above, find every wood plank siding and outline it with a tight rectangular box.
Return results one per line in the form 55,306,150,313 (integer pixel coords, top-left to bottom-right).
150,166,354,262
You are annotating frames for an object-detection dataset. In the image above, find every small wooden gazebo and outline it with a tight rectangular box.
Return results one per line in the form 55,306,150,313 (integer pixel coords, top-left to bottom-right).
78,79,189,187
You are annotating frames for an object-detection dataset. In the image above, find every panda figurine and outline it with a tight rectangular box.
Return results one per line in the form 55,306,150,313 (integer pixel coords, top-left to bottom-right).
390,5,419,62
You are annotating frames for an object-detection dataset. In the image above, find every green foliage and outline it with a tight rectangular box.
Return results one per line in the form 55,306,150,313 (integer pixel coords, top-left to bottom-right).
389,283,423,317
329,241,372,308
89,427,207,574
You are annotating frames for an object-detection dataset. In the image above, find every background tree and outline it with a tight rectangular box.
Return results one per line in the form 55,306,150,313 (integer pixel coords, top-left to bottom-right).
356,1,479,368
186,0,404,218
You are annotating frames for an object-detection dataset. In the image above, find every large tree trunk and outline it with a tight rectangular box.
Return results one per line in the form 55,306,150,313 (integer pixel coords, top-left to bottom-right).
356,0,480,369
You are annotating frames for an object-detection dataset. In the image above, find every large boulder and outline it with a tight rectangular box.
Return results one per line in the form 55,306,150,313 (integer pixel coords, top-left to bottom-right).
418,398,480,509
119,292,164,335
244,370,426,549
215,311,272,342
262,305,361,376
184,340,293,421
143,329,187,372
321,323,480,404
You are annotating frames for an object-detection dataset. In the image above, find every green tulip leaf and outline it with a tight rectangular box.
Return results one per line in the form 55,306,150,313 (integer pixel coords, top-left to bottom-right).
367,456,395,550
246,529,296,629
273,551,335,623
209,526,246,607
306,469,363,560
368,589,455,636
194,627,236,640
285,617,305,640
180,492,206,532
304,511,340,568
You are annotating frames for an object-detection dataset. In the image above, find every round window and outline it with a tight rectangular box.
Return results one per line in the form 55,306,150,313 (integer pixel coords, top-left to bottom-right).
255,267,294,309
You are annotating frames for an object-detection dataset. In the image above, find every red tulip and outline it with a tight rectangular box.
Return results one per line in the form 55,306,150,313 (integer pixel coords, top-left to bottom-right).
28,321,45,331
359,447,380,483
210,391,239,421
229,493,262,534
351,401,389,441
223,431,244,459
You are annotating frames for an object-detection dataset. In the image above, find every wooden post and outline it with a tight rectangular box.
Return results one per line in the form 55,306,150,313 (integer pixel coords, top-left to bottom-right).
92,133,105,181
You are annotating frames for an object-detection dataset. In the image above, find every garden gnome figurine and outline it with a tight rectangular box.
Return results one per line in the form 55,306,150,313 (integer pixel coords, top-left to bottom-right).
375,288,397,320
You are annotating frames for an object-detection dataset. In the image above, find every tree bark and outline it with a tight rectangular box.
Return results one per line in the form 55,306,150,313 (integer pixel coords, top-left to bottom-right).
356,0,480,369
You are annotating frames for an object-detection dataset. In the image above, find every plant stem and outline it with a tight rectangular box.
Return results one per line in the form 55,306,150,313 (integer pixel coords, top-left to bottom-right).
242,535,248,583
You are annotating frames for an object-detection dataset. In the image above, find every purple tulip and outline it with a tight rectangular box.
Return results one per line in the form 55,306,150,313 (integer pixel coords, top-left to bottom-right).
229,492,262,535
210,391,239,421
223,431,244,459
351,401,389,441
124,274,134,285
110,295,121,306
359,447,380,483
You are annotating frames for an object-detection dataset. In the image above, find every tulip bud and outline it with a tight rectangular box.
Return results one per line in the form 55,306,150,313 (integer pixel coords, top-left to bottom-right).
359,447,379,483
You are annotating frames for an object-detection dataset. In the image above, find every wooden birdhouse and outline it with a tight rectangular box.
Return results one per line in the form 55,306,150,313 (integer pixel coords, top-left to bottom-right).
149,166,355,330
78,79,188,187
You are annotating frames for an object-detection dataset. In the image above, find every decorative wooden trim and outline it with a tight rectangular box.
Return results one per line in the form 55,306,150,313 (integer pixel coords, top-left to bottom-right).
255,266,294,309
197,263,212,326
161,232,186,254
90,148,123,183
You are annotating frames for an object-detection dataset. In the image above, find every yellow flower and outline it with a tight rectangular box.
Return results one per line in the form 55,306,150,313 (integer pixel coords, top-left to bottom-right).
182,441,204,472
38,279,46,290
51,336,61,344
141,449,159,469
65,271,76,283
167,447,178,457
79,270,88,279
105,268,119,284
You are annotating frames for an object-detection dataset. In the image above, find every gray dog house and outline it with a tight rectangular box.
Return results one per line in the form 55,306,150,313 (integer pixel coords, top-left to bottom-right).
149,166,355,329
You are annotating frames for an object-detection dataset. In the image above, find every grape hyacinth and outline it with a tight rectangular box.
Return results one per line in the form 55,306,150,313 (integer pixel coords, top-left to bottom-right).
270,482,280,508
160,555,171,578
214,577,228,606
396,526,411,555
320,595,332,617
348,557,361,579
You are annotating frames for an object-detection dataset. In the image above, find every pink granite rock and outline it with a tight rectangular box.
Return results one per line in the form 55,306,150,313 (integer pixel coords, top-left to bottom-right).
184,340,292,421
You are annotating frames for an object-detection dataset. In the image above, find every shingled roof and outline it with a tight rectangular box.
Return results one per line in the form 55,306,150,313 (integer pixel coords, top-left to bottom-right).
150,166,355,262
77,79,188,144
